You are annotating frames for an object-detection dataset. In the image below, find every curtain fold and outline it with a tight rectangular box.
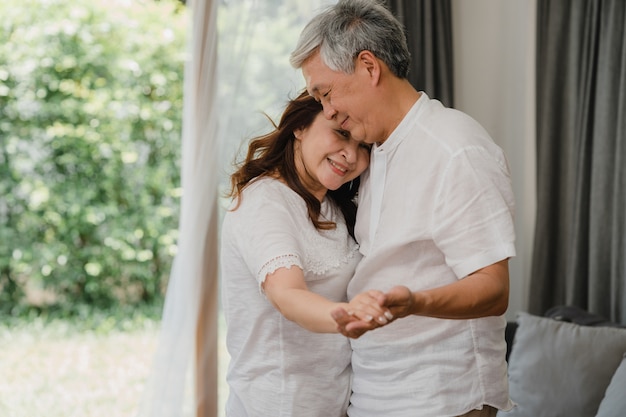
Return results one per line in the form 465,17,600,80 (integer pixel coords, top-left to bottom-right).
531,0,626,323
138,0,220,416
385,0,454,107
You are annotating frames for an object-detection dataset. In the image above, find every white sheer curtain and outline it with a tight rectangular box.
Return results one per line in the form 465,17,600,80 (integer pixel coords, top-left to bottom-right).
138,0,219,416
216,0,339,180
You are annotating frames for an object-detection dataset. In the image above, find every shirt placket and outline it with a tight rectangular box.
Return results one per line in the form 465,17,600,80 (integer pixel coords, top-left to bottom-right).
369,146,386,244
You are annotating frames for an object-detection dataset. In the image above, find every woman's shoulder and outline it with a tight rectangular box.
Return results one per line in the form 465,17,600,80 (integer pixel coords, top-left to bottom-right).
225,176,304,218
244,176,300,204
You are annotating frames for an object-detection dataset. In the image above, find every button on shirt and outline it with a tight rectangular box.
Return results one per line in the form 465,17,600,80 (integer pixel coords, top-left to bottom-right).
347,93,516,417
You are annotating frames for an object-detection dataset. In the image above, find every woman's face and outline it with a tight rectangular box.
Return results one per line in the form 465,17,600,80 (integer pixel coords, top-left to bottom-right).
294,112,370,201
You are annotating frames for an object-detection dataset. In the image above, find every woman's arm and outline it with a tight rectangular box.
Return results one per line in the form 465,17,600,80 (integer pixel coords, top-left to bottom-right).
263,266,391,335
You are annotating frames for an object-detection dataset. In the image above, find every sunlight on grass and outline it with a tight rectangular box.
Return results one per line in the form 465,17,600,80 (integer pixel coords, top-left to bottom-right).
0,314,229,417
0,319,159,417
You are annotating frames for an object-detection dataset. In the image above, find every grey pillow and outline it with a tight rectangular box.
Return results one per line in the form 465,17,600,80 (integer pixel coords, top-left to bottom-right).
595,354,626,417
496,312,626,417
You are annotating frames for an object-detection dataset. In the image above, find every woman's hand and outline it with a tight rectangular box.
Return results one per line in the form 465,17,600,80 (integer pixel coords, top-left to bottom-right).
331,290,394,338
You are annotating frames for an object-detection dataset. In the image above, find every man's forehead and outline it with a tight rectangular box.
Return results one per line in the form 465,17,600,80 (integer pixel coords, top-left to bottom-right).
302,53,327,84
302,69,326,96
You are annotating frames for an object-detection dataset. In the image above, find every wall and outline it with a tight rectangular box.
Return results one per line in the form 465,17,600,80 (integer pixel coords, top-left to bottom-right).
451,0,537,320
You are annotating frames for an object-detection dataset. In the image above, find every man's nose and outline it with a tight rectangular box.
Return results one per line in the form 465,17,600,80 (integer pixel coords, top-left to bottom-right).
322,103,337,120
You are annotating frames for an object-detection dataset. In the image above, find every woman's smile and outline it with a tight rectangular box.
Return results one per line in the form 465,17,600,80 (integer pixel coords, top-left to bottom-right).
327,158,348,175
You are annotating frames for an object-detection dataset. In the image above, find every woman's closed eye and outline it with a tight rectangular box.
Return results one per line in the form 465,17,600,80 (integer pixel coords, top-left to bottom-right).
335,129,350,138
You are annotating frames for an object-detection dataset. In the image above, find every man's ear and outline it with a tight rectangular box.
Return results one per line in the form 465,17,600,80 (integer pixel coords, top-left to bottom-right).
356,50,381,84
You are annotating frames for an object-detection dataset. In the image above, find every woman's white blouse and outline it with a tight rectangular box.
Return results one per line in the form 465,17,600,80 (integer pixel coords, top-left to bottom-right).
220,177,360,417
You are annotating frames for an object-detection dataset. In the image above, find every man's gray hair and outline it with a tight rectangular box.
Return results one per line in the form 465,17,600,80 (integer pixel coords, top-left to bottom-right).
290,0,410,78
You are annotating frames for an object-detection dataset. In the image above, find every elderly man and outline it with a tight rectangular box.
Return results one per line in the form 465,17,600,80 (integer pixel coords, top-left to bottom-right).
290,1,516,416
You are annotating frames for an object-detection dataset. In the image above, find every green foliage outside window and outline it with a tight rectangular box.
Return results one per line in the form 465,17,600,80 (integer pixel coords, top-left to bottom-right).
0,0,188,316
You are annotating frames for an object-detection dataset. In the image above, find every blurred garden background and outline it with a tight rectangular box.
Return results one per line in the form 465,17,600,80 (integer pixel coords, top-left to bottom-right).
0,0,330,415
1,0,187,415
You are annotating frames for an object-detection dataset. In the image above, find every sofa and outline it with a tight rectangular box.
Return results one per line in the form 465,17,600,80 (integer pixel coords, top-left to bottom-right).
497,305,626,417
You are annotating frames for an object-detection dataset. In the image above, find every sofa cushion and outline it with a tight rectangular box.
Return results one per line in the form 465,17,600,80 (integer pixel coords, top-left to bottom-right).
497,312,626,417
595,354,626,417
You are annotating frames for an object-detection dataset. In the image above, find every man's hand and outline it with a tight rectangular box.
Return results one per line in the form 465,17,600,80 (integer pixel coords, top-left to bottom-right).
380,285,418,319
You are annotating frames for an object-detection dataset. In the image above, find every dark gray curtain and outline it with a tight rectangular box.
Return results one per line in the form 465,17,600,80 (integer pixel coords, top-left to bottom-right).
531,0,626,324
385,0,454,107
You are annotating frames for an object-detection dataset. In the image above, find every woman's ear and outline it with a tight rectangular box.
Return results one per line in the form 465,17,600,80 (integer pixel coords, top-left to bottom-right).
293,128,303,140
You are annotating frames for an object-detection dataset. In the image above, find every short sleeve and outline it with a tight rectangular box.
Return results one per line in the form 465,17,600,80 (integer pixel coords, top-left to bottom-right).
225,181,306,286
432,146,516,278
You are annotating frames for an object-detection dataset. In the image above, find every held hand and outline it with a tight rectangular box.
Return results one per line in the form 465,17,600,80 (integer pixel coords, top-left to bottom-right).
348,290,392,324
331,290,394,338
331,307,372,338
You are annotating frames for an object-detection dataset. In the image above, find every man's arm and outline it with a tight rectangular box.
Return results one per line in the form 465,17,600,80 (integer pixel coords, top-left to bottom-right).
383,258,510,320
333,259,510,334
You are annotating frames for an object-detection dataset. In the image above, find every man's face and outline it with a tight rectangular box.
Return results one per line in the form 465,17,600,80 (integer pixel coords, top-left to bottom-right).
302,52,376,144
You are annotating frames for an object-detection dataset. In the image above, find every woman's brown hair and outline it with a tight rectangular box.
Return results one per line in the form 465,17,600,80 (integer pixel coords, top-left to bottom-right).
227,90,360,238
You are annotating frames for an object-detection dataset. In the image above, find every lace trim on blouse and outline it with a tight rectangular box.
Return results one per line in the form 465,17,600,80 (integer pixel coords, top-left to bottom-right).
258,254,303,285
303,228,359,276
